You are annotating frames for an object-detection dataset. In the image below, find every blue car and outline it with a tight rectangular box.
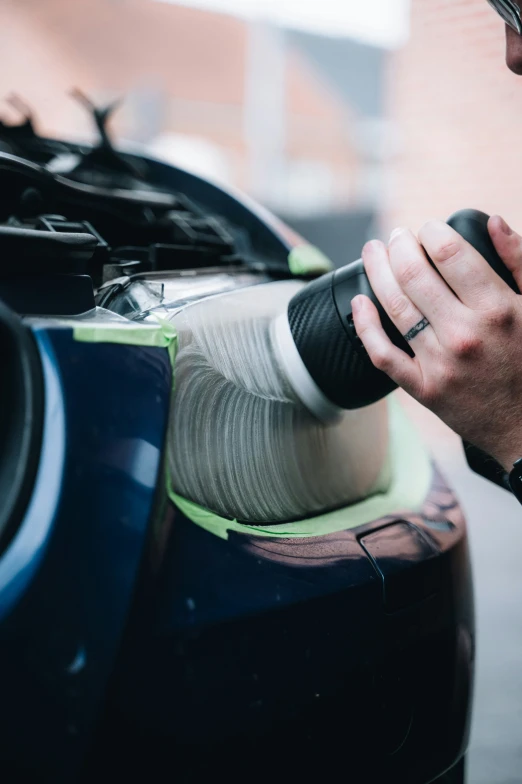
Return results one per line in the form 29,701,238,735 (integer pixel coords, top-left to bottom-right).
0,103,473,783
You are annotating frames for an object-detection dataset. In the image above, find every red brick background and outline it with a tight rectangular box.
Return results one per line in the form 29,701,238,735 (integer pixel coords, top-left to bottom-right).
0,0,359,205
387,0,522,235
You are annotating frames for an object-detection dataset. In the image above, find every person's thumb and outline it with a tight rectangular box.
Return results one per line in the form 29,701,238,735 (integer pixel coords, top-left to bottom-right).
488,215,522,293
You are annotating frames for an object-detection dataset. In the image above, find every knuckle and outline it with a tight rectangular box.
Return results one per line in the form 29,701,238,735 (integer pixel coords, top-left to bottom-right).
485,301,515,331
395,259,424,288
370,347,393,373
448,330,482,359
419,221,461,264
432,240,461,264
386,291,410,320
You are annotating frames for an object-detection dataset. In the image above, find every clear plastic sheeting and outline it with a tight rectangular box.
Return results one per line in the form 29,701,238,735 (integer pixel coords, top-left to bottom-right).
168,281,391,523
105,271,268,323
25,306,132,329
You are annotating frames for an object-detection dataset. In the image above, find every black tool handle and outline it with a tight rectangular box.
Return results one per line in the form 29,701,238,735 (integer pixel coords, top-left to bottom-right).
287,209,518,410
446,209,518,292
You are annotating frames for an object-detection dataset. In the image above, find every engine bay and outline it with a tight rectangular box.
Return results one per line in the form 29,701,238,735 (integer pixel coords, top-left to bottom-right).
0,93,294,317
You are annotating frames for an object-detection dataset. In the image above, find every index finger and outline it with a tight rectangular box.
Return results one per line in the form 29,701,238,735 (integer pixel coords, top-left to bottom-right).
418,219,512,310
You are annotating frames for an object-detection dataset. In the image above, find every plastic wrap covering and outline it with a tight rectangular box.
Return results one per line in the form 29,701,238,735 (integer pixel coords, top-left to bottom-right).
168,281,390,523
102,271,267,322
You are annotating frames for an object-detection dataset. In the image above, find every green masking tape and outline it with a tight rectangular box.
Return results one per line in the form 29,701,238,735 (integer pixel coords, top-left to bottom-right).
73,316,431,541
288,245,334,276
168,397,432,541
73,319,178,365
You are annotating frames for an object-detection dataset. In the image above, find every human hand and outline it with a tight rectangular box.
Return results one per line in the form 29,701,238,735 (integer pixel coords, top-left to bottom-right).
351,216,522,471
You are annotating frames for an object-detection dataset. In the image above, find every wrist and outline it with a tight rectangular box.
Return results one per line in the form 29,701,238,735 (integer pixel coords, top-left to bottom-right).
483,430,522,472
493,446,522,473
508,458,522,504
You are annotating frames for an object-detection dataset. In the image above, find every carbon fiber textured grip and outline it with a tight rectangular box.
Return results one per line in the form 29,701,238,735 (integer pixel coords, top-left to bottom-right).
287,279,397,410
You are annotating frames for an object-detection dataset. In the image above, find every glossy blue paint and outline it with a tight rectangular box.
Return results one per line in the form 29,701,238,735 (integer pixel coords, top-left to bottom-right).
0,331,65,621
0,144,474,784
0,327,173,781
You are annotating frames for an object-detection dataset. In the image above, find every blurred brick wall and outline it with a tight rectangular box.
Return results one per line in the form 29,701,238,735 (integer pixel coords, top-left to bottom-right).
386,0,522,235
0,0,360,210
